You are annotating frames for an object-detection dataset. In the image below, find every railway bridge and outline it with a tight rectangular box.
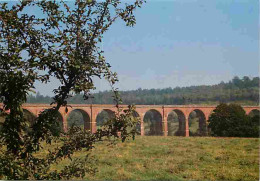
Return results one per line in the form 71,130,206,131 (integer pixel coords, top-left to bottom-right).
5,104,258,137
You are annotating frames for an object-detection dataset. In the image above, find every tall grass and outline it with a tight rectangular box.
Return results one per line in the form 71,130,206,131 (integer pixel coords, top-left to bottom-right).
36,136,259,180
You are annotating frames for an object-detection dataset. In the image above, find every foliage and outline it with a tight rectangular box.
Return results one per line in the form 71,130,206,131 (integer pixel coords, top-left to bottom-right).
0,0,144,179
208,103,259,137
67,110,85,128
96,110,115,128
27,76,259,105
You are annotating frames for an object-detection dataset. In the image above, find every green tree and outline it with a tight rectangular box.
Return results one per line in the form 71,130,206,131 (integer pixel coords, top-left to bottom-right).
0,0,144,179
249,114,260,137
208,103,258,137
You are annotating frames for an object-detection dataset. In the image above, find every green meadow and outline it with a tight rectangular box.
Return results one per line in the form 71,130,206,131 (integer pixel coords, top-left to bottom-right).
38,136,259,181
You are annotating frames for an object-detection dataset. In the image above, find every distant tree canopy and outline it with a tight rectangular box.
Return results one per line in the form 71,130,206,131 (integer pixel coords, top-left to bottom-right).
208,103,259,138
27,76,259,105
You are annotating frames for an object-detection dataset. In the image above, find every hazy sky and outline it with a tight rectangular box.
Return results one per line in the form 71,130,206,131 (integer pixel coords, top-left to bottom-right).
32,0,259,96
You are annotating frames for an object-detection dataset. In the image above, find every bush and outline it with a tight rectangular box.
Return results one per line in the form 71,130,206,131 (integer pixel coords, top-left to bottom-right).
208,103,259,137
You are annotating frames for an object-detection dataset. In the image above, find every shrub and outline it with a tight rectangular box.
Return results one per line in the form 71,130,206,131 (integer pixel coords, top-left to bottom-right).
208,103,259,137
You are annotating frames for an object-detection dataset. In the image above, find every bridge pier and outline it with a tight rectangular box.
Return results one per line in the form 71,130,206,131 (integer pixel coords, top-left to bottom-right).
162,107,168,136
90,111,97,133
90,121,96,133
63,113,68,132
140,115,144,136
163,121,168,136
162,120,168,136
185,118,189,137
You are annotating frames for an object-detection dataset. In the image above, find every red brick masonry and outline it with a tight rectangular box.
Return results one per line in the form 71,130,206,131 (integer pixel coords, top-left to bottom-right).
1,103,259,137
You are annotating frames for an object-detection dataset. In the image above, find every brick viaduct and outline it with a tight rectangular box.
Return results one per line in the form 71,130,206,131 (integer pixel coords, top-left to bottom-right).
5,104,259,137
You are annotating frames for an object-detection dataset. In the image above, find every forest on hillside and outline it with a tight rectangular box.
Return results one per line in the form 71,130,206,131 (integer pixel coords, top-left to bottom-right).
27,76,259,105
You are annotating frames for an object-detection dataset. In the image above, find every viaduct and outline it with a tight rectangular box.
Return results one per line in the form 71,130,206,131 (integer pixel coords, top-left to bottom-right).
4,104,259,137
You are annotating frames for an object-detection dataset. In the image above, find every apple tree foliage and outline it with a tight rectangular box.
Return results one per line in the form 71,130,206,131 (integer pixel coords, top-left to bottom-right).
0,0,144,179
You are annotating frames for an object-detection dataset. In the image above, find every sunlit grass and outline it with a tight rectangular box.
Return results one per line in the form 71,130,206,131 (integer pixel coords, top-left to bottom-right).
35,136,259,181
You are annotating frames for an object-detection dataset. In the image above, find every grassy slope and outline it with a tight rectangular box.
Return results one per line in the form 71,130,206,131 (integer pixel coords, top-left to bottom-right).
46,136,259,181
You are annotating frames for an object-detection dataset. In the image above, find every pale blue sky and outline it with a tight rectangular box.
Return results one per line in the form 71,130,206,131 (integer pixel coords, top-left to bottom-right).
31,0,259,96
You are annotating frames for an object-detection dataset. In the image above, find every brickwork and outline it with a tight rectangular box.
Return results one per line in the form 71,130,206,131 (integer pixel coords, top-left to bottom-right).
1,103,259,137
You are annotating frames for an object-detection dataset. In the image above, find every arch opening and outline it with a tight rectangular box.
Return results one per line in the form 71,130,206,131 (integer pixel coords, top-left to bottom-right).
132,111,141,135
248,109,260,117
67,109,91,131
143,109,163,136
40,110,64,132
96,109,115,129
167,109,185,136
23,109,37,125
23,109,37,133
56,111,64,132
188,109,207,136
121,110,141,135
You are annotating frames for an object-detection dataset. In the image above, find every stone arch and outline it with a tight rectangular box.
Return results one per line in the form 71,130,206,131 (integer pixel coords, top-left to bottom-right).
132,110,141,135
206,109,214,120
188,109,207,136
143,109,163,136
34,109,64,131
23,109,37,125
132,110,140,118
206,109,214,135
67,109,91,131
96,109,115,129
122,109,141,135
248,109,260,117
167,109,185,136
56,111,64,132
23,109,37,133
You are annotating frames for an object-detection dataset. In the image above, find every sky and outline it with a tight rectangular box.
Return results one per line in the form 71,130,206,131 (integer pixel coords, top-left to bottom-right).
31,0,259,96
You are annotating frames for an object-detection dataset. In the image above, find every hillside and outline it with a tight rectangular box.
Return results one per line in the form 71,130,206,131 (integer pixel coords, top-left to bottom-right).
27,76,259,105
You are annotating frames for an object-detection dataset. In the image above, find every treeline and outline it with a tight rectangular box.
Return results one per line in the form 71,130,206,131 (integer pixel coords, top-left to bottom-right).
27,76,259,105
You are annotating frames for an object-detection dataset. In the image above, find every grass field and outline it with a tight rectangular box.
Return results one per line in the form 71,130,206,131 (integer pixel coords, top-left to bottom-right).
43,136,259,181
